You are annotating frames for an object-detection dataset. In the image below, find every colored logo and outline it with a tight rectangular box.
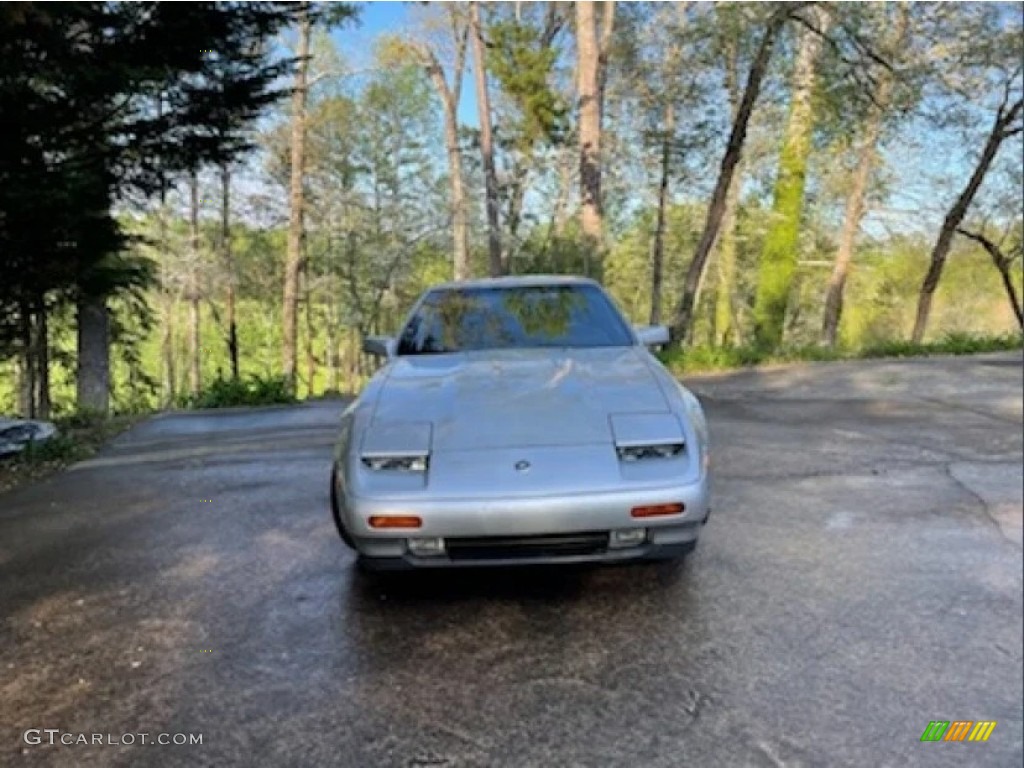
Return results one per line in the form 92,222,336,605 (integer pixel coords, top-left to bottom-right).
920,720,996,742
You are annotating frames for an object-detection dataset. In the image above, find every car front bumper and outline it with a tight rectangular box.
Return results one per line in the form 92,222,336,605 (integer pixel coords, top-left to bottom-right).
354,529,702,571
333,475,710,569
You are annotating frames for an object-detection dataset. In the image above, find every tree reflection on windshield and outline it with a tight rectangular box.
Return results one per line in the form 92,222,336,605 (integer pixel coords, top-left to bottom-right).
396,284,633,354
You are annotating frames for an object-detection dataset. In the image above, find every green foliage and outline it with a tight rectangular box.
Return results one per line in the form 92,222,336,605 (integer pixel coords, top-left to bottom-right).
109,288,159,414
3,3,1020,422
9,409,135,465
176,374,296,410
487,15,568,152
659,332,1022,374
0,2,298,358
752,95,818,349
513,221,594,278
1,412,141,497
603,204,705,323
658,343,838,373
15,433,84,464
859,332,1023,359
55,408,109,431
312,3,360,30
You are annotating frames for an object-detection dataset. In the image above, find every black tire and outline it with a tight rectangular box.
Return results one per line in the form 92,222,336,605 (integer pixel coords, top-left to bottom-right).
329,466,356,549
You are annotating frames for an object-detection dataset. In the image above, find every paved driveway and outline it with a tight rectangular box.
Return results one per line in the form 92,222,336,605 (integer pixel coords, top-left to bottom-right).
1,353,1021,767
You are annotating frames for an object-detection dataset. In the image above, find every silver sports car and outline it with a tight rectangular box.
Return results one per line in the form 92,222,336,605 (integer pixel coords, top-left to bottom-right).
330,275,711,570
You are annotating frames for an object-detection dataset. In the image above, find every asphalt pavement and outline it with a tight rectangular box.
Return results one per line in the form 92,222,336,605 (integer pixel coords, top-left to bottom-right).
0,352,1021,767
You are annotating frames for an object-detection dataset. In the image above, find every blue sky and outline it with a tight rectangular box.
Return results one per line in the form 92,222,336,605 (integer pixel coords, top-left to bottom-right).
340,1,408,46
331,2,481,124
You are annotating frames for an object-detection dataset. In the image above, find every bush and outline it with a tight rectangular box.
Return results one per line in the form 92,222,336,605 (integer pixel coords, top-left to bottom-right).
16,433,84,463
659,332,1022,375
176,374,296,410
54,407,108,430
859,332,1022,359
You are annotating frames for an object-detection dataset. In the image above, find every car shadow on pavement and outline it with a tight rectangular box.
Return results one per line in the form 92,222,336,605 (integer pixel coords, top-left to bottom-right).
342,557,694,608
332,557,703,679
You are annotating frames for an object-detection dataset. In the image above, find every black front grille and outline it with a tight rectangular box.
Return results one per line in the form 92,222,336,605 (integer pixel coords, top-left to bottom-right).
445,531,609,561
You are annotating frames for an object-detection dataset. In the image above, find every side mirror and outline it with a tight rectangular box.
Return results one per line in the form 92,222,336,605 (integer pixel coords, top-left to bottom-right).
362,336,395,358
634,325,670,347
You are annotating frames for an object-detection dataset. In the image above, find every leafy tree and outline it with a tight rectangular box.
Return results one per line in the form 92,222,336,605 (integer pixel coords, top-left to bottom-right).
383,4,473,281
910,5,1023,341
954,159,1024,330
668,3,795,343
614,3,713,325
575,1,616,268
751,5,832,350
485,2,569,270
711,15,745,346
0,2,298,415
470,2,503,276
820,3,914,346
282,2,359,393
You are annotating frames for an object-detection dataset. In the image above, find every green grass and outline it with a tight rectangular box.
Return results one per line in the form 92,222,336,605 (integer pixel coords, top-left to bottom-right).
659,332,1023,375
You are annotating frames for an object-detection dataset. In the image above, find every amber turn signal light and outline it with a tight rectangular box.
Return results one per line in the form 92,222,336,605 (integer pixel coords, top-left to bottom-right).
630,503,684,518
368,515,422,529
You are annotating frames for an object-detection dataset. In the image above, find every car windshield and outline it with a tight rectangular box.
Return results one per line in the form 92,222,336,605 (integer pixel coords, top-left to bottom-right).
395,284,634,355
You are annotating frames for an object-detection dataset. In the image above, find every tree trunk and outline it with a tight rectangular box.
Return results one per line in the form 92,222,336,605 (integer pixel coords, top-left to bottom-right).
911,97,1022,342
597,2,615,120
471,2,502,277
305,275,316,398
553,146,573,237
669,9,787,342
576,0,604,264
751,7,830,350
820,108,884,347
35,300,50,419
956,228,1024,331
220,163,239,380
420,47,469,281
420,19,470,281
18,301,36,418
327,322,339,393
283,1,311,391
506,161,528,258
592,0,615,275
155,185,176,407
713,173,742,347
351,328,362,381
188,171,202,395
15,354,32,418
649,102,674,326
442,96,469,281
821,7,906,347
713,37,743,348
993,257,1024,330
77,296,110,415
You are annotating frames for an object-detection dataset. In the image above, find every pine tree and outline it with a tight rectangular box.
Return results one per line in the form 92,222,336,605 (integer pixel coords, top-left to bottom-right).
0,3,299,414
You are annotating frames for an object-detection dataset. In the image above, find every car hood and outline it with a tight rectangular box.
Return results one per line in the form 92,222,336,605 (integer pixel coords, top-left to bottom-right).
371,347,670,451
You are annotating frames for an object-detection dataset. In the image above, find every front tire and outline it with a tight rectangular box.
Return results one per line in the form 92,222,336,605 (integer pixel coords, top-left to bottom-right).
329,465,356,549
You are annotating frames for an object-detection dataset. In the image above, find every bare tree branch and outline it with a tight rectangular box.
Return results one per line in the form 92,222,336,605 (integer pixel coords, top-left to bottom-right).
957,226,1024,329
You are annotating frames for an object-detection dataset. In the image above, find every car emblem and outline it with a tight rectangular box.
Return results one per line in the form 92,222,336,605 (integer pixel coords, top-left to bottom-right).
514,460,530,472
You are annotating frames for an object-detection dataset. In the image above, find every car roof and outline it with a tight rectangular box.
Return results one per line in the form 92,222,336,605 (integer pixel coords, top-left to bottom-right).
428,275,600,292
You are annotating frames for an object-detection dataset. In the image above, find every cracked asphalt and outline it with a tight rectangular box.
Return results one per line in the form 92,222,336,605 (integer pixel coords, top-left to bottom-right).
1,352,1021,767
